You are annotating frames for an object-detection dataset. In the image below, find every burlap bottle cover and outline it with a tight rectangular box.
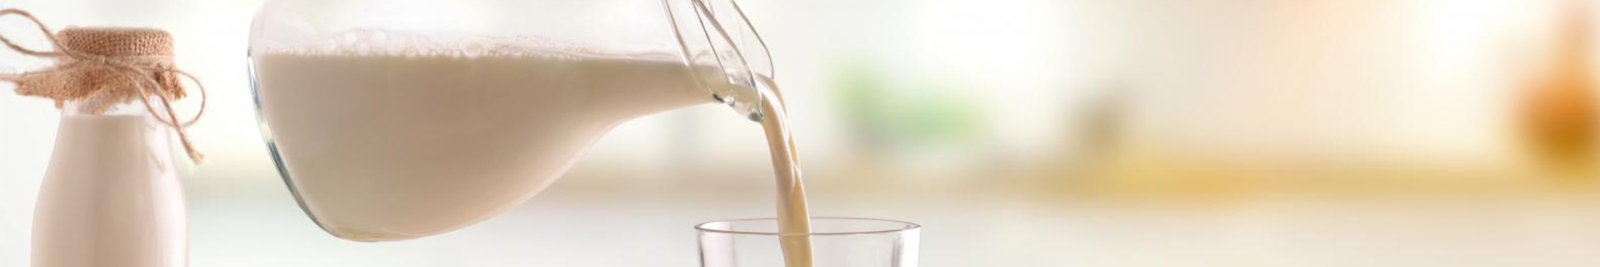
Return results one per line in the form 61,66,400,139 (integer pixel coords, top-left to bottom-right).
0,9,208,163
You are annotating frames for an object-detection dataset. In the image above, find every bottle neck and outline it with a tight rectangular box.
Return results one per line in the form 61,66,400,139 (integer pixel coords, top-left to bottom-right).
58,99,173,147
54,98,177,170
60,99,155,117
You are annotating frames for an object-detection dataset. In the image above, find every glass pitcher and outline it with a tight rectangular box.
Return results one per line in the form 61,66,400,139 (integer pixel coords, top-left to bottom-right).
247,0,774,241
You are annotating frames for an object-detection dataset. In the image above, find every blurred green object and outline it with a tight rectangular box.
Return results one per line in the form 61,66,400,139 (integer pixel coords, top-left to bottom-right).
834,63,985,153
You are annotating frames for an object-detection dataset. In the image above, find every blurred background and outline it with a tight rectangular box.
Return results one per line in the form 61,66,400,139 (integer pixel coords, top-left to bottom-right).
3,0,1600,266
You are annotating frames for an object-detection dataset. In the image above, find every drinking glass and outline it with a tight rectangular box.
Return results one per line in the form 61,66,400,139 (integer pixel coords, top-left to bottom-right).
698,217,921,267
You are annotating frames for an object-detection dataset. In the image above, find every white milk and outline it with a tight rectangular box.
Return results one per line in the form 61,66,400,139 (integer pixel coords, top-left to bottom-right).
253,39,816,266
32,115,186,267
251,52,711,241
753,76,816,267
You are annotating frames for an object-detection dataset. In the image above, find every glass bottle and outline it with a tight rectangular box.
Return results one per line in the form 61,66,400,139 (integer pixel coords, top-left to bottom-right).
31,100,186,267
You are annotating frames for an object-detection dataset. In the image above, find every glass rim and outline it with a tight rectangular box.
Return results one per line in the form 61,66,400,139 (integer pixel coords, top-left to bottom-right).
695,217,921,237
